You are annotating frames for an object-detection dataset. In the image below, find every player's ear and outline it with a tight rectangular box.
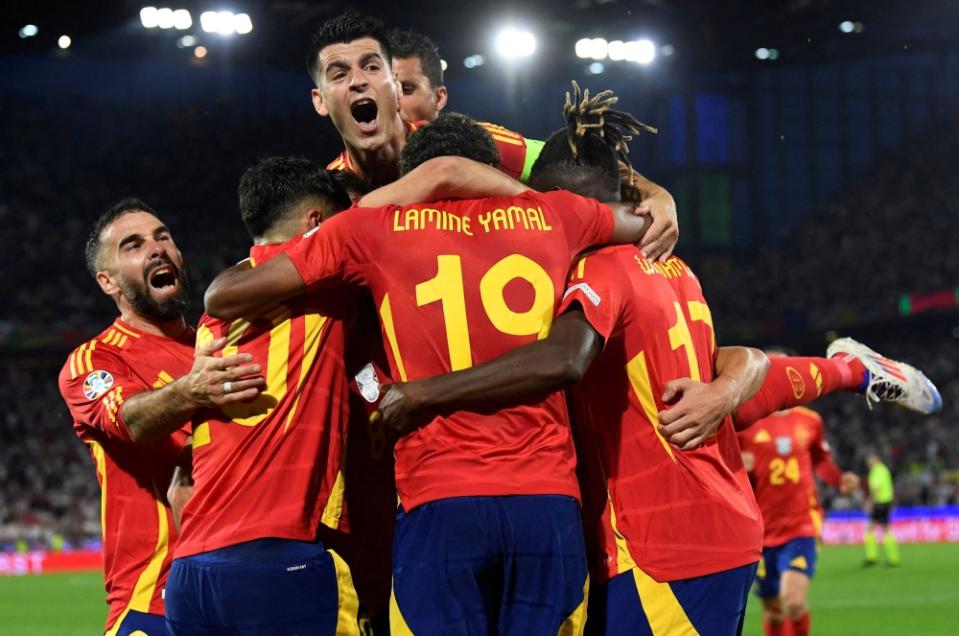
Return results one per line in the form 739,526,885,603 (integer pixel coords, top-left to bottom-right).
95,270,120,297
307,208,324,228
434,85,448,112
311,88,329,117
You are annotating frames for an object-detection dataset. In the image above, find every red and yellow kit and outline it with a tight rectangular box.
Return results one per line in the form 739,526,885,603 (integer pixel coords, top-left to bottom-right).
560,247,763,584
175,237,356,558
287,189,614,510
58,319,193,632
327,120,538,182
737,407,842,547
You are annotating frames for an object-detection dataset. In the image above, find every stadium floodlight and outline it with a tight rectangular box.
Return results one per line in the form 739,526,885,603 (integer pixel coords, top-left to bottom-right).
173,9,192,30
176,34,197,48
464,54,484,68
608,40,626,61
199,11,218,33
19,24,39,38
589,38,608,60
767,48,780,60
632,39,655,65
755,47,770,60
58,35,71,49
839,20,854,33
575,38,592,59
140,7,160,28
587,62,605,75
157,8,175,29
194,45,208,58
235,13,253,34
494,27,536,58
216,11,237,35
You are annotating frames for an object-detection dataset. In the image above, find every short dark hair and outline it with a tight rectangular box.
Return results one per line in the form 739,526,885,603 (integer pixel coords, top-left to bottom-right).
530,81,657,201
388,28,444,88
238,157,352,239
398,113,500,175
306,12,392,84
85,198,158,277
330,169,375,202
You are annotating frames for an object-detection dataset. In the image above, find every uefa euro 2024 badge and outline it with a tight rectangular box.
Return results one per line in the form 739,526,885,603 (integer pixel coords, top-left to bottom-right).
354,363,381,403
83,370,115,400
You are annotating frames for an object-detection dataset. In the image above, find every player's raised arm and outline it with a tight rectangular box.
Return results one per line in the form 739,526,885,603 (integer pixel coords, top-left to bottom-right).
377,308,603,434
358,156,529,207
657,346,770,449
204,254,306,321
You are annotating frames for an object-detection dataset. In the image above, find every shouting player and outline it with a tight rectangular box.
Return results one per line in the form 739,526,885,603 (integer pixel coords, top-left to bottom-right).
374,86,768,635
59,199,263,635
163,161,366,635
307,11,679,261
389,27,447,123
204,113,651,634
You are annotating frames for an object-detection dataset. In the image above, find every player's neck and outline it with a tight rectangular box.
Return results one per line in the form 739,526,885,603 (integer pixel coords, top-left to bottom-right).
344,114,406,186
119,309,189,339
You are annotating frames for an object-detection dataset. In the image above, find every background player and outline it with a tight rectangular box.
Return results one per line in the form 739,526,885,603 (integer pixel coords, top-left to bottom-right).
204,114,651,634
388,27,447,123
59,199,263,635
864,451,900,567
307,12,679,261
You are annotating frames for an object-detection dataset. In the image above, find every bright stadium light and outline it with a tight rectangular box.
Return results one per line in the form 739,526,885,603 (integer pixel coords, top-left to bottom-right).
156,7,175,29
235,13,253,34
839,20,854,33
632,39,655,65
140,7,160,28
19,24,39,38
176,34,197,48
608,40,626,61
58,35,71,49
755,47,770,60
173,9,192,30
200,11,218,33
589,38,608,60
216,11,236,35
575,38,592,59
194,45,208,58
494,27,536,58
587,62,605,75
464,54,484,68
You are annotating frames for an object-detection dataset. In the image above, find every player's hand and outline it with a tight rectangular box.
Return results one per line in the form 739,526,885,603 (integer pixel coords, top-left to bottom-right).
658,378,736,450
637,192,678,263
840,471,861,495
183,337,265,407
376,382,428,436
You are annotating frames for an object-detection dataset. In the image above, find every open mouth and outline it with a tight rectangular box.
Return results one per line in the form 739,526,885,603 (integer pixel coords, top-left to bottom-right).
147,264,178,291
350,98,379,133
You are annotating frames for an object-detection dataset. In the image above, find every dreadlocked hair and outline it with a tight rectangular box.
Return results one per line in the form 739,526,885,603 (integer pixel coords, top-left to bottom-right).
530,81,657,201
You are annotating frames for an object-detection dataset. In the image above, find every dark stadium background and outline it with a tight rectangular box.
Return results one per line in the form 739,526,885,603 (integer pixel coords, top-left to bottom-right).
1,0,956,563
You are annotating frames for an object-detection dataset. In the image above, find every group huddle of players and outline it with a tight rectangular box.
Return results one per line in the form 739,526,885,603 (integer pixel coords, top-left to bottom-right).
57,11,943,636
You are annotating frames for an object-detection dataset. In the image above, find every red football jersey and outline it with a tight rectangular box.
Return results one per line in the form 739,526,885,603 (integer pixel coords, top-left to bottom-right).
58,319,192,631
560,248,763,583
175,238,356,558
327,120,534,182
738,407,839,546
287,189,614,510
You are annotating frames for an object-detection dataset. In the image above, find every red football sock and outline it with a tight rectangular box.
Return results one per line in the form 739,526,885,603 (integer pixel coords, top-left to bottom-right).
764,616,792,636
735,356,865,427
791,611,810,636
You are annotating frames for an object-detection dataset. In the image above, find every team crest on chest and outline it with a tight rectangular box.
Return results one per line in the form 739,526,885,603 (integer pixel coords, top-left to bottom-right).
83,370,114,400
775,436,793,456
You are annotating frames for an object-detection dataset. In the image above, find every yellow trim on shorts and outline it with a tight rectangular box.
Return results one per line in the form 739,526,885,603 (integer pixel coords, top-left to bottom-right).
389,579,415,636
631,566,699,636
557,575,590,636
329,549,361,635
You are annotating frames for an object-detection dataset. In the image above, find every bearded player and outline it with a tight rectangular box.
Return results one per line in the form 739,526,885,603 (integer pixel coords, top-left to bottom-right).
59,199,263,635
307,11,679,262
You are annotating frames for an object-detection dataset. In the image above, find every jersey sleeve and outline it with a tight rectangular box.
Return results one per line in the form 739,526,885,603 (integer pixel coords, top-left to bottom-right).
58,345,150,442
808,414,842,487
557,252,629,343
535,190,615,256
286,207,375,289
479,122,540,183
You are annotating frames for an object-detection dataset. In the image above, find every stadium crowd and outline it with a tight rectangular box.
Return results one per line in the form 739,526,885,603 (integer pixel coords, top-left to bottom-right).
2,94,956,552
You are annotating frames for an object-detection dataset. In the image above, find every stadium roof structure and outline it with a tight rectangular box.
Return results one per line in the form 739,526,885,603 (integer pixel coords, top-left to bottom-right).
1,0,954,76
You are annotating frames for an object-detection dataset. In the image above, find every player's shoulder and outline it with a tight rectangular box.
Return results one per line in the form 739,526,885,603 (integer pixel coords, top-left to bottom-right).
570,245,641,280
477,121,526,144
326,152,349,171
60,322,138,383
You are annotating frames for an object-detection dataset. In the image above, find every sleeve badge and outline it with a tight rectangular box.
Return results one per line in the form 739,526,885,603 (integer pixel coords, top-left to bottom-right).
83,370,115,400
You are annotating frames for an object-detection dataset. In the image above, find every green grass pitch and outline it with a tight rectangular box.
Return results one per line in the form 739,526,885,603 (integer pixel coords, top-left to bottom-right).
0,543,956,635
